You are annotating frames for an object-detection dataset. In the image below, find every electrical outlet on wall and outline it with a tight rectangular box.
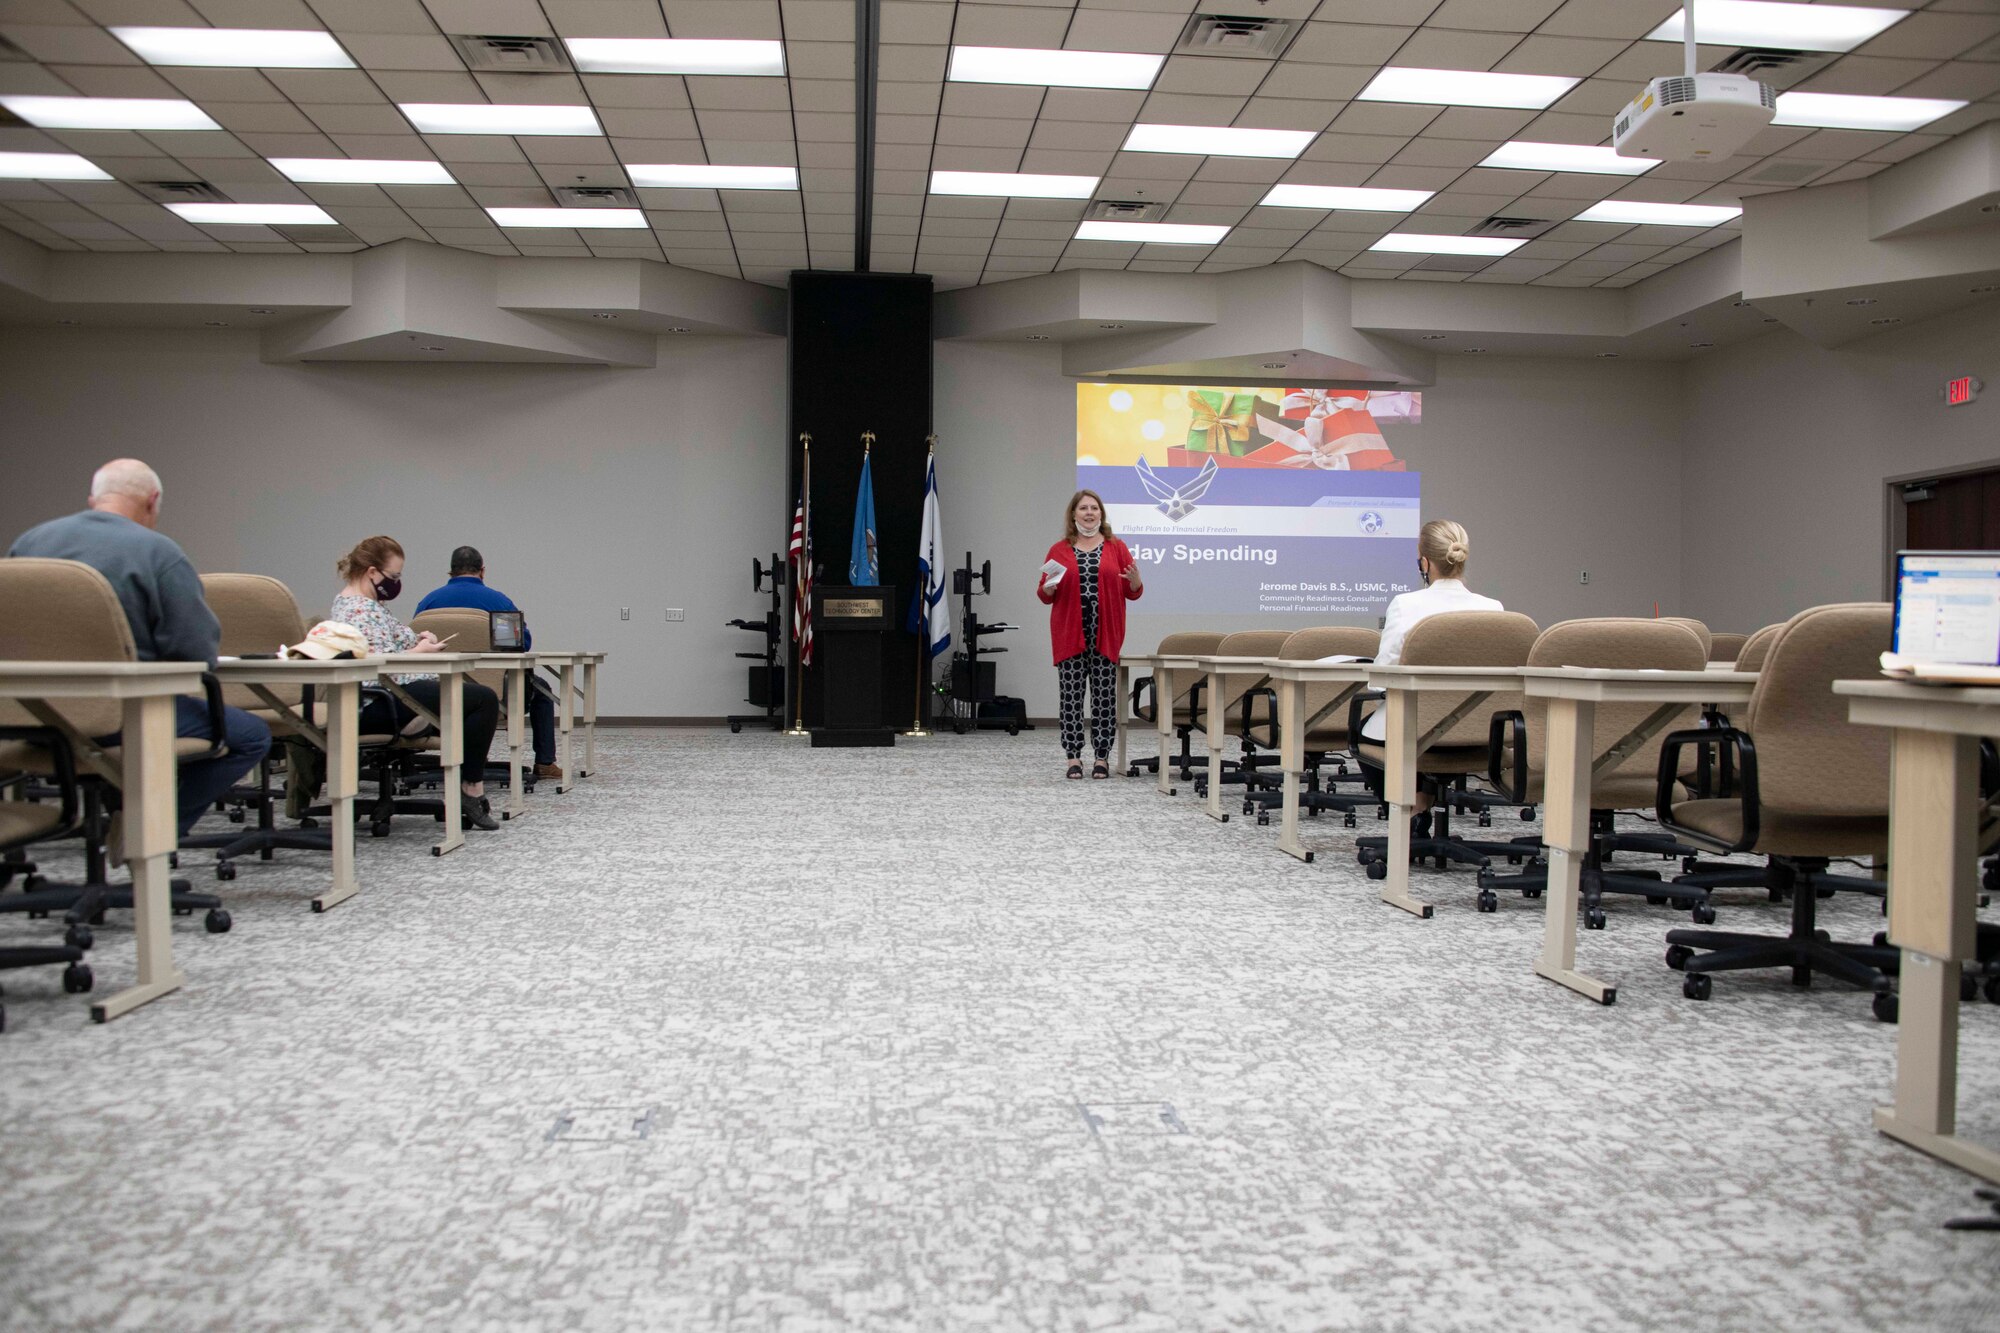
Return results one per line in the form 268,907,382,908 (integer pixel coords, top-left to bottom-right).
1579,570,1590,585
620,607,630,620
665,608,684,622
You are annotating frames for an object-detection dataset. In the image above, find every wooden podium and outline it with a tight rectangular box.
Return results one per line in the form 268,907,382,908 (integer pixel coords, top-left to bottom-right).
812,585,896,747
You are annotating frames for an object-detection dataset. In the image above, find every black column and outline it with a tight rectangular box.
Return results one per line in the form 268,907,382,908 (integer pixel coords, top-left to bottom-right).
787,270,933,729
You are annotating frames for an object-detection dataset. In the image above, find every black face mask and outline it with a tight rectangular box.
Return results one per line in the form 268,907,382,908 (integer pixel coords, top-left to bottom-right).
372,573,403,603
1417,559,1430,587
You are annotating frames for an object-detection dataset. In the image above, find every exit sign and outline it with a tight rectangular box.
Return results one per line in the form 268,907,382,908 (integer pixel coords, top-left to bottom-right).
1946,376,1982,405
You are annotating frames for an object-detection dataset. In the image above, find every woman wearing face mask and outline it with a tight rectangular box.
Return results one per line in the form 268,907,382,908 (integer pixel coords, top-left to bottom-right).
1359,519,1503,743
1038,489,1143,780
330,535,502,831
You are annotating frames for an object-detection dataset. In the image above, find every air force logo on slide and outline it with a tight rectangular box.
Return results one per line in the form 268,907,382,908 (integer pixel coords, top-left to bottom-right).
1357,510,1385,534
1135,456,1219,523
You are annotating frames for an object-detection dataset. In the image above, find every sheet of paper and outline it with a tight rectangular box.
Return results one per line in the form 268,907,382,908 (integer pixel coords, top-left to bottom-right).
1040,558,1065,587
1310,654,1367,664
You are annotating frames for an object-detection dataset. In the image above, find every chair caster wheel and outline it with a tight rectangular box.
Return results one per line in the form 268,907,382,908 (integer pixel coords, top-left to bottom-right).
371,823,391,838
65,924,92,951
1478,813,1492,828
729,721,742,733
1522,807,1536,821
1366,861,1388,881
1343,815,1356,828
1584,907,1607,931
1983,975,2000,1005
1873,991,1899,1023
433,811,445,823
1691,903,1716,925
1646,894,1666,905
1961,974,1980,1002
227,809,245,824
1666,945,1692,971
216,862,237,882
1477,889,1498,913
1523,887,1543,900
1683,856,1699,873
1257,815,1269,826
299,817,318,829
204,908,231,934
1683,973,1713,1001
62,962,92,994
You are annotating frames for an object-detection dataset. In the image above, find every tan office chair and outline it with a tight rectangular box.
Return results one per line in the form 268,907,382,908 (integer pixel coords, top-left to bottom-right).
1478,618,1711,925
1353,610,1540,879
1734,623,1783,674
1655,603,1898,1004
410,607,527,794
1188,629,1294,798
1707,631,1748,663
1240,626,1381,826
0,730,93,1025
1658,616,1712,659
0,558,231,941
1128,630,1226,781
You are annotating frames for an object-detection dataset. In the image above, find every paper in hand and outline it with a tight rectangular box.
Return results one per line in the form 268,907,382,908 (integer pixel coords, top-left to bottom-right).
1040,558,1066,589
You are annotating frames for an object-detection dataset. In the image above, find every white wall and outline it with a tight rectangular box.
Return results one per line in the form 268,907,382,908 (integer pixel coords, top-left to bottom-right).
1680,301,2000,633
937,341,1687,715
0,327,787,718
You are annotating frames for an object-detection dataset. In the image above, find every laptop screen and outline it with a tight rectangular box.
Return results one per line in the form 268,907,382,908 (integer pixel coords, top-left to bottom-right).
1893,551,2000,665
489,611,526,652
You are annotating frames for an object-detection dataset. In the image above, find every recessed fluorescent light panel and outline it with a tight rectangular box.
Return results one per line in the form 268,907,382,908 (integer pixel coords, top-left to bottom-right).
0,96,220,130
270,158,454,184
0,151,112,180
1075,221,1229,245
166,203,339,225
399,104,601,136
1574,200,1742,227
1773,92,1966,132
1358,67,1578,110
563,38,784,76
1480,141,1659,175
624,164,797,189
930,170,1097,199
1123,124,1315,158
1644,2,1908,54
1369,233,1524,256
948,46,1163,90
485,207,649,229
111,26,355,68
1260,184,1432,212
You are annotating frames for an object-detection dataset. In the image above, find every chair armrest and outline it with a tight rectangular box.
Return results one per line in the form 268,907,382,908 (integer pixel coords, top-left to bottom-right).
1655,726,1759,853
0,725,81,836
1130,674,1154,720
1184,677,1206,729
1486,710,1527,804
1346,689,1385,748
1242,685,1277,744
193,671,228,760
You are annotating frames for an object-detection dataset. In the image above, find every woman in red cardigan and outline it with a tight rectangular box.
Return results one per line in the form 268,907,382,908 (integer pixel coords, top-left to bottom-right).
1038,489,1143,779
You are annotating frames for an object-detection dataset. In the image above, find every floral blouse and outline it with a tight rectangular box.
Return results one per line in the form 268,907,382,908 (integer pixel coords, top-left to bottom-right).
330,592,434,684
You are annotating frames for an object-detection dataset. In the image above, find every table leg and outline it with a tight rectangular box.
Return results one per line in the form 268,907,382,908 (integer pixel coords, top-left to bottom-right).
92,693,184,1022
580,660,598,780
555,663,576,794
502,667,529,821
1154,665,1176,796
433,672,464,857
1204,667,1228,822
1277,678,1310,863
1115,663,1131,775
1532,697,1614,1003
314,680,360,912
1874,728,2000,1183
1380,688,1430,918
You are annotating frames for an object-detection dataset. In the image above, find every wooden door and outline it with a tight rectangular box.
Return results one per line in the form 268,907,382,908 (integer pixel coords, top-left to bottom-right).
1903,468,2000,551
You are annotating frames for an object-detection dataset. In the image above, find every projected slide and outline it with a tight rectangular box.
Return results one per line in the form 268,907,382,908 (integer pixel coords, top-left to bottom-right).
1076,384,1423,617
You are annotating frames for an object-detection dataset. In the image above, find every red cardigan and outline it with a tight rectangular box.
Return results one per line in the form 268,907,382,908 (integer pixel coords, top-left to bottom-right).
1038,537,1143,664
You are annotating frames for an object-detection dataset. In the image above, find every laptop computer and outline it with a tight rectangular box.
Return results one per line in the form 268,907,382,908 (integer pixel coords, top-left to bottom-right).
1891,550,2000,667
489,610,527,652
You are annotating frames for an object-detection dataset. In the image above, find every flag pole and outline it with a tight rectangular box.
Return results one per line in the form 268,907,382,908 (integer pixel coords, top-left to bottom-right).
786,432,811,736
903,435,937,737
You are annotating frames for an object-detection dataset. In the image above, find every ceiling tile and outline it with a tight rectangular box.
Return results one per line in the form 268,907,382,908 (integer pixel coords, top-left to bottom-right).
337,34,464,70
1855,12,2000,61
0,22,138,63
1426,0,1564,32
308,0,439,36
1329,102,1437,136
1285,23,1416,66
1151,56,1271,96
542,0,669,39
1256,62,1373,101
941,82,1047,119
1493,34,1625,77
1389,27,1524,70
1138,92,1251,125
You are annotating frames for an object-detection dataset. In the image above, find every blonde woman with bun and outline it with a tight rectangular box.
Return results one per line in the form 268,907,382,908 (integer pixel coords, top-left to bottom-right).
1361,520,1502,742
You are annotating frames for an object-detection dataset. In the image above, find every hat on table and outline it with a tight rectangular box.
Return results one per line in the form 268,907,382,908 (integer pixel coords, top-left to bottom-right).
284,620,369,660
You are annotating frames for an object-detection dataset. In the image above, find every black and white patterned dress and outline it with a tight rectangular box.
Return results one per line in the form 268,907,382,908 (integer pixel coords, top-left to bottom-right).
1058,543,1117,762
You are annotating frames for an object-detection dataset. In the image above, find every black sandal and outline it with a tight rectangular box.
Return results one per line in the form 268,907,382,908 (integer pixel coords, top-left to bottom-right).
1066,762,1084,780
1091,761,1109,780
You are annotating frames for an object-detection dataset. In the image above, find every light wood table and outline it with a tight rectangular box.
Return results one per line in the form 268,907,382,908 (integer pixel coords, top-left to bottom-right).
378,653,477,856
574,651,606,780
1366,664,1529,919
210,656,384,911
1178,655,1288,822
1264,661,1375,862
465,652,542,822
0,661,205,1022
531,652,578,793
1150,654,1213,795
1520,667,1758,1004
1836,678,2000,1184
1113,652,1162,776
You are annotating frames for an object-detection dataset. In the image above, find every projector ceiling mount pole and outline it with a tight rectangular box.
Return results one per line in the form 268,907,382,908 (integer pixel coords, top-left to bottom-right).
854,0,881,271
1685,0,1697,77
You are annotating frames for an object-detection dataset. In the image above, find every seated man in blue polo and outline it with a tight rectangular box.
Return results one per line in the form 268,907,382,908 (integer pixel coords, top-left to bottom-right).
415,545,561,778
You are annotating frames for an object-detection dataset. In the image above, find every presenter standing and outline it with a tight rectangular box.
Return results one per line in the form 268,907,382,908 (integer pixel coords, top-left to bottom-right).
1039,490,1143,779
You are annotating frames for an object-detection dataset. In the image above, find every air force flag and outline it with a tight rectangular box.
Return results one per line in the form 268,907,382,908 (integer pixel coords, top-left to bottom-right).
848,452,879,586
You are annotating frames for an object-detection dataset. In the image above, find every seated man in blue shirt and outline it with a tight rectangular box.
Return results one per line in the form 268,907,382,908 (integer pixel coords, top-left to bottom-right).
415,546,560,778
9,458,271,837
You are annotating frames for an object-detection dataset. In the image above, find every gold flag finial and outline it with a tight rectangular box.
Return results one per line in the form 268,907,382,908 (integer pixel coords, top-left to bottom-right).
861,429,875,453
925,434,938,452
799,431,812,449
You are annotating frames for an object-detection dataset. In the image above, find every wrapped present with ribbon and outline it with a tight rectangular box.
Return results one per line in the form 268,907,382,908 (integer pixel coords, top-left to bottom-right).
1280,387,1369,420
1183,388,1259,456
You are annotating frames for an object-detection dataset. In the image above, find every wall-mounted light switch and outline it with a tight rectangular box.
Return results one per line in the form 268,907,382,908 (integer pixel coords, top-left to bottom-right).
665,608,684,622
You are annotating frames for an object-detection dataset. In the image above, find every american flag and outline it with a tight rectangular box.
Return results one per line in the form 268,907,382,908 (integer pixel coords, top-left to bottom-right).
788,477,813,666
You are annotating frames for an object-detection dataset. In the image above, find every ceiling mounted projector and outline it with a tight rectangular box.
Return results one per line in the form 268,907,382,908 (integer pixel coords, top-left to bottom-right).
1613,2,1775,163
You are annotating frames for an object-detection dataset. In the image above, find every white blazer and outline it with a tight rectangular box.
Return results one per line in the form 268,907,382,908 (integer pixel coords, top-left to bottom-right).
1362,578,1505,740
